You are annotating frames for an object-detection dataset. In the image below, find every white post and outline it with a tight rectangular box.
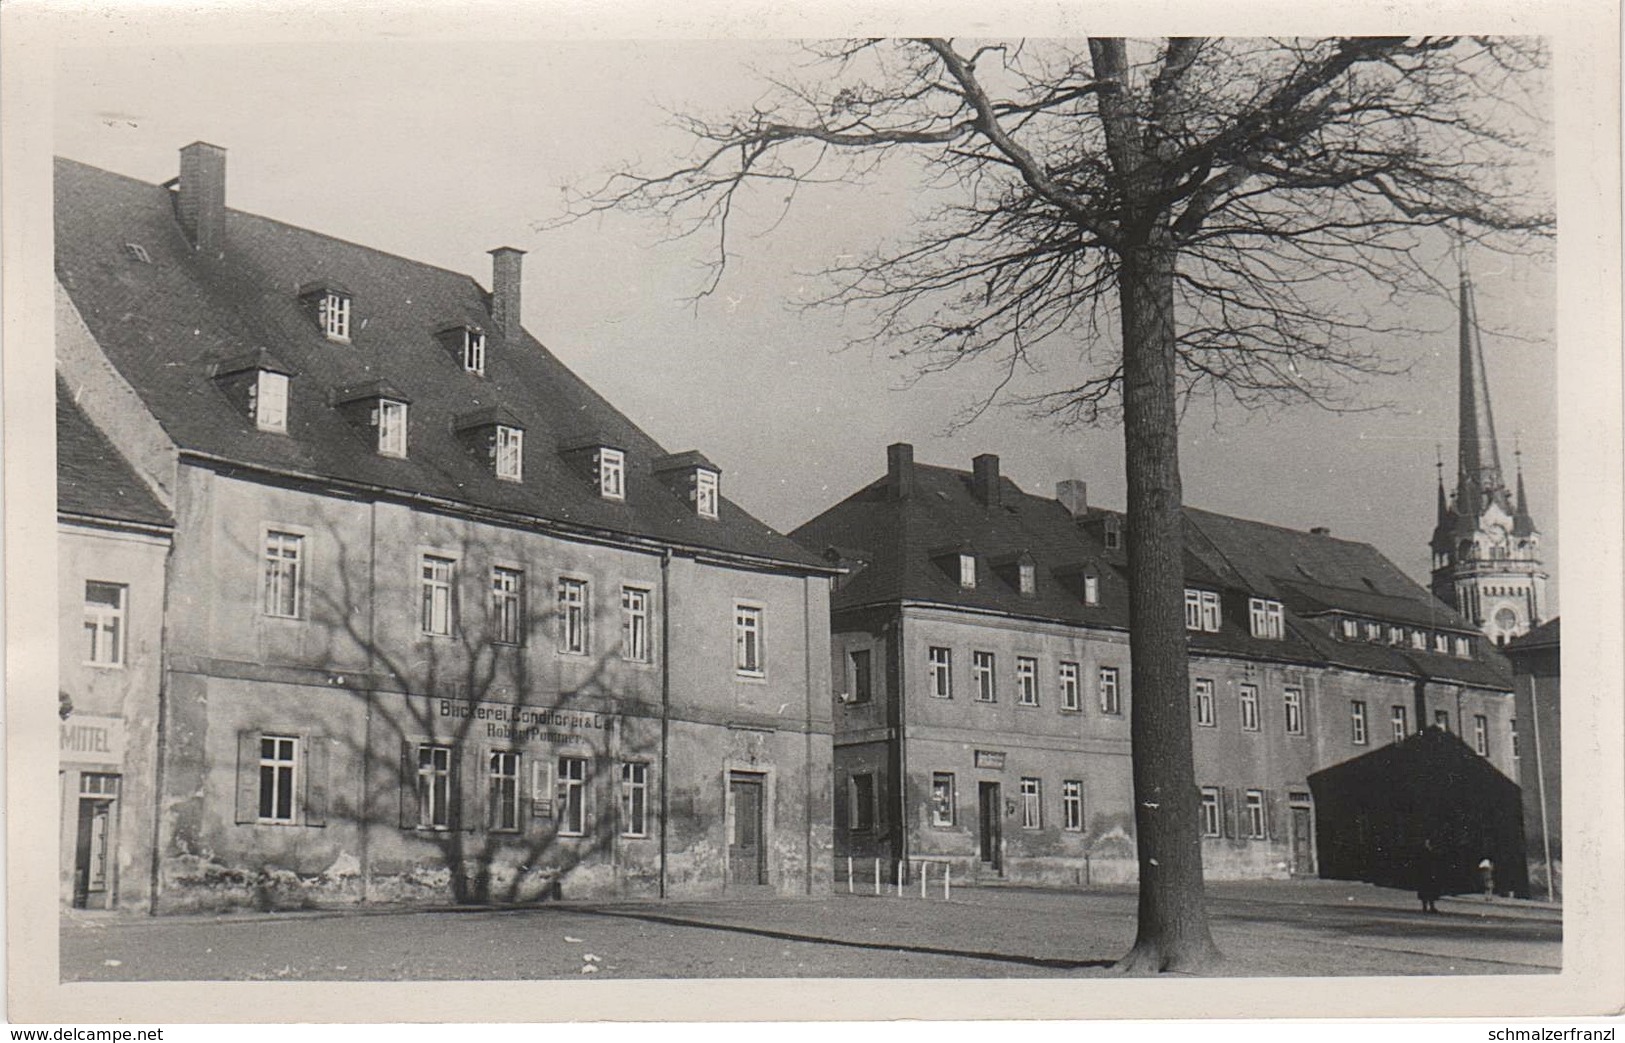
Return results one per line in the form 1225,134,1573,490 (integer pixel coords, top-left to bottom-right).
874,857,880,895
944,863,951,901
920,861,927,898
894,860,902,896
847,856,854,894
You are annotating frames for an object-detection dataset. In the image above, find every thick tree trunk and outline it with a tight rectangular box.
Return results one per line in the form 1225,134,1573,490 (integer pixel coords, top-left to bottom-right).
1113,238,1222,974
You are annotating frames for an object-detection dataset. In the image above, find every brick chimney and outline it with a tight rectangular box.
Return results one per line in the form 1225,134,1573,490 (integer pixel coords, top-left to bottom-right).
176,142,227,260
972,453,1001,507
1310,526,1331,536
1057,479,1088,518
887,443,915,500
489,247,526,343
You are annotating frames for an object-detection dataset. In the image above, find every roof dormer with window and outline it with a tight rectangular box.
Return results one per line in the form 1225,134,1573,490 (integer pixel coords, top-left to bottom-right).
1052,562,1102,606
654,451,722,520
298,280,354,343
436,324,487,376
992,551,1037,596
455,406,526,481
212,350,296,434
334,381,411,458
1184,588,1221,633
1248,597,1285,640
561,437,630,501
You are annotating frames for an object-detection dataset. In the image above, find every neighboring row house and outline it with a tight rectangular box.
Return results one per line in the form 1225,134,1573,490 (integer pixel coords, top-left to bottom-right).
794,446,1521,887
56,144,836,912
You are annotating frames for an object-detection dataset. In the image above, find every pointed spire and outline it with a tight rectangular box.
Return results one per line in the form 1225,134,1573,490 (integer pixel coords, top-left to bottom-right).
1513,435,1538,536
1435,445,1450,522
1455,257,1512,527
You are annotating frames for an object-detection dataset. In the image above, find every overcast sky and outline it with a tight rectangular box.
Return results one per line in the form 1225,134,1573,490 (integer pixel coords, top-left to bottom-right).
53,36,1558,609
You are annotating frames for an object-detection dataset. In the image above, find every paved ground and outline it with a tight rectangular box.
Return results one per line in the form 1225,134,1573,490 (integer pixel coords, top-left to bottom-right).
61,879,1560,981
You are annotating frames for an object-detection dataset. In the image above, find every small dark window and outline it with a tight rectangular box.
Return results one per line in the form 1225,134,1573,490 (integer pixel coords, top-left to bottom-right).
848,649,872,705
849,773,875,832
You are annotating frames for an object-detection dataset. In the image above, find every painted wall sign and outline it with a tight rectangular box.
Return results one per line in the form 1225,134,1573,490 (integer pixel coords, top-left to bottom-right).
437,699,612,747
973,749,1006,770
60,715,125,766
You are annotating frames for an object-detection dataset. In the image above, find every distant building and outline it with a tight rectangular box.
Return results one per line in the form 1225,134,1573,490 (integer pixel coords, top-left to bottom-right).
795,445,1517,887
1506,617,1561,899
56,144,836,912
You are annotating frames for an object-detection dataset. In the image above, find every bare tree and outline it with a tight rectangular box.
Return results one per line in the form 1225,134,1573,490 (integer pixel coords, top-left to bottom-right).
559,37,1551,972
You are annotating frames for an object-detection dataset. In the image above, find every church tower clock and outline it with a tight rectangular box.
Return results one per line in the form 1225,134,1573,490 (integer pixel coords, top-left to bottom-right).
1429,265,1548,645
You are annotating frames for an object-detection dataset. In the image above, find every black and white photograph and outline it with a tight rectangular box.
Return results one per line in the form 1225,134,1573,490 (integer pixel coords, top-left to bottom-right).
4,0,1621,1029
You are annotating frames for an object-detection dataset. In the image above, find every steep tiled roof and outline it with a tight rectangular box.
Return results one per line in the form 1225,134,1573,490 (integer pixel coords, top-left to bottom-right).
57,376,173,529
54,156,824,571
794,452,1509,687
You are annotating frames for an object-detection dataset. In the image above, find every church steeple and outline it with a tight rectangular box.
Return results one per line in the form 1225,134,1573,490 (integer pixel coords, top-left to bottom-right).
1455,267,1514,525
1512,440,1537,537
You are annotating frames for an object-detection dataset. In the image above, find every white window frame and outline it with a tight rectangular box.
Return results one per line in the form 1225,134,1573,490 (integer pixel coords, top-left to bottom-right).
928,646,953,699
490,566,524,646
695,468,719,519
1244,789,1266,839
258,734,300,824
1351,700,1369,745
1340,618,1359,639
254,371,289,433
1239,684,1261,732
1511,719,1520,759
1199,786,1222,837
972,651,996,702
1018,561,1036,595
621,586,651,663
1015,656,1039,706
958,553,977,590
1388,625,1406,646
620,762,649,838
1473,714,1489,756
1433,633,1450,654
1391,705,1409,744
1410,630,1428,650
377,399,407,458
1059,661,1080,711
734,603,764,676
1435,708,1452,732
1283,687,1305,735
262,530,305,619
83,582,128,667
930,772,956,828
598,448,625,500
489,750,520,832
1186,589,1220,632
463,329,486,374
416,743,453,830
1098,666,1122,715
1062,780,1084,832
1194,678,1216,727
558,577,589,656
1019,777,1041,829
1249,598,1284,639
420,555,456,636
495,426,524,482
555,755,588,836
1454,636,1472,658
1083,574,1099,605
321,292,351,341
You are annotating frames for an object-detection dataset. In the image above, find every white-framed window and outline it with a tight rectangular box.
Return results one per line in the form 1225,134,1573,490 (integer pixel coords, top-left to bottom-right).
928,646,953,699
263,531,304,619
1391,705,1409,744
320,292,351,341
1185,589,1220,632
1283,687,1304,735
377,399,407,457
734,604,764,675
1433,633,1449,654
1015,656,1038,706
1340,618,1359,639
598,448,625,500
1018,561,1036,595
1098,666,1122,715
849,773,876,831
490,567,524,646
1062,780,1084,832
1203,591,1222,631
1059,661,1080,711
420,555,455,636
930,772,955,828
1473,714,1489,756
620,762,649,837
972,651,996,702
1239,684,1260,732
1249,598,1284,639
463,329,486,374
258,735,299,823
1454,636,1472,658
416,744,453,830
1194,678,1216,727
1511,719,1520,759
695,468,719,519
1364,621,1382,642
83,582,127,666
1199,786,1222,837
495,426,523,482
254,371,289,433
1351,700,1369,745
1410,630,1428,650
958,553,977,590
621,586,650,662
1435,708,1452,732
558,577,589,655
1020,777,1041,829
1388,625,1406,646
488,750,519,832
1083,575,1099,605
555,755,588,835
1244,789,1266,839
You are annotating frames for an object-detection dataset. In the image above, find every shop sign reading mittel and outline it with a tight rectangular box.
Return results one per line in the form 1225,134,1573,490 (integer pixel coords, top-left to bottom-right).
438,699,611,746
60,715,125,765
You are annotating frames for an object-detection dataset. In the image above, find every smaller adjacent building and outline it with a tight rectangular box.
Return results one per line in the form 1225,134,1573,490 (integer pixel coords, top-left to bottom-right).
1506,617,1561,899
58,380,174,910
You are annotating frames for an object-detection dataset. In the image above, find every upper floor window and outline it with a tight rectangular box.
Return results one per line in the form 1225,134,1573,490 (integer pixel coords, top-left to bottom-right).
1083,574,1099,606
734,604,764,676
1103,517,1122,550
1248,598,1284,639
958,554,977,590
1388,625,1406,646
1454,636,1473,658
558,578,589,655
972,651,996,702
377,399,408,458
420,555,456,636
1185,589,1220,632
1410,630,1428,651
463,329,486,375
1364,621,1382,642
1340,618,1359,639
490,567,524,646
848,649,872,705
263,530,304,619
1018,562,1036,596
1391,704,1409,743
1434,708,1452,732
928,646,953,699
1473,714,1489,756
319,292,352,342
83,581,127,666
253,371,289,433
555,756,589,835
849,773,876,832
1098,666,1122,715
495,425,524,482
1283,687,1305,735
695,468,720,520
1433,633,1449,654
1239,684,1261,731
1015,656,1038,706
598,448,626,500
1194,678,1216,727
1351,700,1369,745
621,586,651,663
1059,661,1080,711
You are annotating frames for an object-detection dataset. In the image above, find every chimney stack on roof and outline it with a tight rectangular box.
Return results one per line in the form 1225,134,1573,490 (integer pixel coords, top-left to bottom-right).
1310,526,1331,536
1056,479,1088,518
489,247,526,344
887,443,915,500
176,142,227,261
972,453,1001,507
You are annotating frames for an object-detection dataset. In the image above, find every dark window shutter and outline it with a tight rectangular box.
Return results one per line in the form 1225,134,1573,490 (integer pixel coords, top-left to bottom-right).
399,740,417,829
1222,787,1236,839
235,731,260,824
303,735,329,828
1266,790,1279,841
449,746,468,831
458,746,482,832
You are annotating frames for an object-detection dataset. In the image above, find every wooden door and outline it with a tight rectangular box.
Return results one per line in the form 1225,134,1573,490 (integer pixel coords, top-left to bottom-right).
978,781,1002,871
73,798,113,909
1291,806,1315,876
728,774,766,885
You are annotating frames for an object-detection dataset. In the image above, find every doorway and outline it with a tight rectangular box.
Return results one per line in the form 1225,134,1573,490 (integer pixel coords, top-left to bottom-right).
978,781,1002,873
728,773,767,886
1291,804,1315,876
73,773,120,909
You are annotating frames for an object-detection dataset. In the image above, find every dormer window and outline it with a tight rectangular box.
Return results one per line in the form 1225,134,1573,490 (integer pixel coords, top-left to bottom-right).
653,451,722,520
1248,597,1284,640
1433,633,1449,654
321,292,351,341
1410,630,1427,650
1340,617,1359,639
376,399,407,457
1018,562,1036,595
1388,625,1406,646
695,468,719,519
1453,635,1472,658
1184,589,1220,632
1103,516,1122,550
253,371,289,433
959,554,977,590
598,448,626,500
496,425,524,482
463,329,486,374
1083,574,1099,605
213,350,295,435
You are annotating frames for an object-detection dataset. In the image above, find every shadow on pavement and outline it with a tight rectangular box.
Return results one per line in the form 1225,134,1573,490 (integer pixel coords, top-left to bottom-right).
573,907,1116,971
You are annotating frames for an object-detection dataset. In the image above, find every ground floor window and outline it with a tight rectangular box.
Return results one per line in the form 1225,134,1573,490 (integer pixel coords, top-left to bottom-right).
556,756,588,835
1199,786,1221,837
1245,789,1267,839
488,751,519,831
259,735,299,823
849,773,876,832
1019,777,1041,829
417,744,453,830
1061,780,1084,832
621,762,649,837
